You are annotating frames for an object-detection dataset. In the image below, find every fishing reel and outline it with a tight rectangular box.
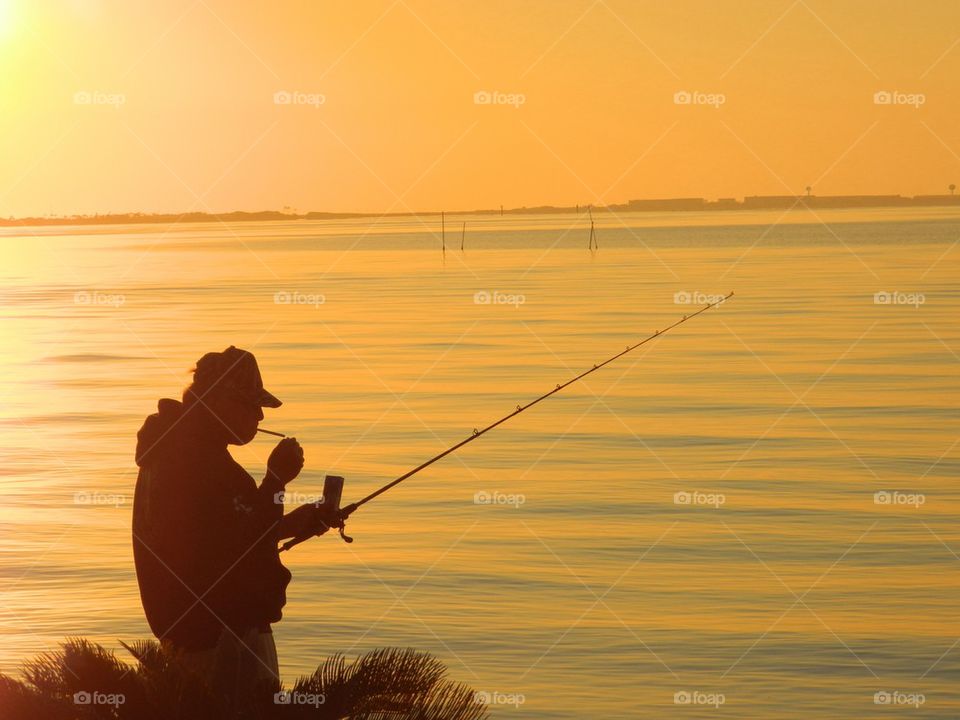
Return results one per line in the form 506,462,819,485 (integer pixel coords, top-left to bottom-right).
279,475,357,552
318,474,355,544
315,506,355,545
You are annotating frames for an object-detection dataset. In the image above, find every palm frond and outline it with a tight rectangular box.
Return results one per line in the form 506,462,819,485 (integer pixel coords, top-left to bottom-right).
118,640,165,672
291,647,487,720
0,672,75,720
3,639,489,720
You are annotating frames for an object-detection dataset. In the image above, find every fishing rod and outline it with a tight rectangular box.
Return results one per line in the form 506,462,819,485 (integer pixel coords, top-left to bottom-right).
273,291,733,551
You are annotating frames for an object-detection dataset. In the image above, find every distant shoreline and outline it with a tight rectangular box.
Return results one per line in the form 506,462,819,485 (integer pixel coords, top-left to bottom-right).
3,193,959,229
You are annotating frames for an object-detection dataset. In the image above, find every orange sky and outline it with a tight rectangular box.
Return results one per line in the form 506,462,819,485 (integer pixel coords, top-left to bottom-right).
0,0,958,216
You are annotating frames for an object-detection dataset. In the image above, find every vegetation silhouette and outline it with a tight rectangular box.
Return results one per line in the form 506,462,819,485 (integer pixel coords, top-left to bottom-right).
0,638,489,720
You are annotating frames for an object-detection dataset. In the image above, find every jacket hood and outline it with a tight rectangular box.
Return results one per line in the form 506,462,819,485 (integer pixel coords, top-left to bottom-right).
135,398,185,467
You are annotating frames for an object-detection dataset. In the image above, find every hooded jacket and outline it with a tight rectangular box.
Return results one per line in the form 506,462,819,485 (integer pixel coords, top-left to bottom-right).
132,398,292,650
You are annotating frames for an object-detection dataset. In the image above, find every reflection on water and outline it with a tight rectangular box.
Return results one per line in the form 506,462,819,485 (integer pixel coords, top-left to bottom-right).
1,210,958,718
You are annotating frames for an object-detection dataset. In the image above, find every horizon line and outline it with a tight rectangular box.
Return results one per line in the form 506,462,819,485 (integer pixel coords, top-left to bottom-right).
3,191,960,228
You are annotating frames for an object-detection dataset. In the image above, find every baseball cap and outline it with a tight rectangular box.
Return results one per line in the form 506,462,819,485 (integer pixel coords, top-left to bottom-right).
191,346,282,408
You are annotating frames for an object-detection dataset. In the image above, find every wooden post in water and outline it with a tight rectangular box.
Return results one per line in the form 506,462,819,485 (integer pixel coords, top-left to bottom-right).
461,222,466,251
441,211,446,256
588,206,598,250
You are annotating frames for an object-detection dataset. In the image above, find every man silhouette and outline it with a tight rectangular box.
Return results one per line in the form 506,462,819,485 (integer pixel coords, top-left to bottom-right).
132,346,332,708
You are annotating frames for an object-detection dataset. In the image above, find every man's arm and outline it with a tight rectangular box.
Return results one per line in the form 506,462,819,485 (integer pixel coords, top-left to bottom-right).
257,437,337,542
277,503,337,541
247,436,305,532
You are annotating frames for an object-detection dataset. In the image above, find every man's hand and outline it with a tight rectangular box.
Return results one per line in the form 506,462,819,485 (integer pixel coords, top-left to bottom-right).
279,503,340,541
266,437,304,486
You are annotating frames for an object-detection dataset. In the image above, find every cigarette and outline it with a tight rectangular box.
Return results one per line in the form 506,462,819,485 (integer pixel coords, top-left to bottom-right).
256,427,286,438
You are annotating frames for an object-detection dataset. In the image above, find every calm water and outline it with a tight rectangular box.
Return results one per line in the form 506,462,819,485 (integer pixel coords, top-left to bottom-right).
1,209,958,718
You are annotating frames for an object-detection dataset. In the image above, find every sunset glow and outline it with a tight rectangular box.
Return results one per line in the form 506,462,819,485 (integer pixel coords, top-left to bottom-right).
0,2,958,217
1,4,958,719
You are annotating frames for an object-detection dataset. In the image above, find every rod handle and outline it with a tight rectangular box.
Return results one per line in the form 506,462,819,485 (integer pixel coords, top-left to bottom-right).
278,503,358,552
